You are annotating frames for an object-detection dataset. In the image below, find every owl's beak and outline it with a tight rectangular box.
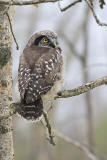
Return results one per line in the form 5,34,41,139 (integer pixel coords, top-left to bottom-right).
49,38,57,48
53,42,56,48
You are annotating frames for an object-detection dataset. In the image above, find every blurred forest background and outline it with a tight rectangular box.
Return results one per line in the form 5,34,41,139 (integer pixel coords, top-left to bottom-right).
12,0,107,159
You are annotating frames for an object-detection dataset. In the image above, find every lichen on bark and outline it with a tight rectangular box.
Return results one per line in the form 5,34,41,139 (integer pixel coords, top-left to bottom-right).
0,47,11,68
0,5,14,160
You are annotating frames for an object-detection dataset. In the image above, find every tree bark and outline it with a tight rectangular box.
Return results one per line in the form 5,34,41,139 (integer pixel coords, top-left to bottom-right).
0,5,14,160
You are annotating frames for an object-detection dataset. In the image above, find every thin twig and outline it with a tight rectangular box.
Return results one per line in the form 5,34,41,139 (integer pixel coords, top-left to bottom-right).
0,0,59,5
99,0,105,9
54,129,99,160
55,76,107,99
1,0,19,49
43,111,55,146
47,103,53,114
2,0,12,15
6,12,19,50
58,0,107,26
85,0,107,26
88,0,93,6
59,0,82,11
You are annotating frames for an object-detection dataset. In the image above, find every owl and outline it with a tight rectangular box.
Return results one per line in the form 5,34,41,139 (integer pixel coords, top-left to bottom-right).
16,30,63,120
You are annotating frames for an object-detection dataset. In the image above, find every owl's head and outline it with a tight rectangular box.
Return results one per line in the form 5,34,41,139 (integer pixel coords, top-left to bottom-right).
26,30,58,49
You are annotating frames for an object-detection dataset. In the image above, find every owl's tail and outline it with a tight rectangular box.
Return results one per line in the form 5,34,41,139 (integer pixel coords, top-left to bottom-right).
14,98,43,120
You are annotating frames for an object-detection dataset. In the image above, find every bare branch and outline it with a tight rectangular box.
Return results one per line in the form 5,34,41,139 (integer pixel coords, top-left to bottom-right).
88,0,93,7
1,77,107,120
58,0,107,26
1,76,106,120
54,129,99,160
0,0,59,6
99,0,106,9
56,76,107,99
43,111,55,146
85,0,107,26
58,0,82,11
0,0,19,50
6,12,19,50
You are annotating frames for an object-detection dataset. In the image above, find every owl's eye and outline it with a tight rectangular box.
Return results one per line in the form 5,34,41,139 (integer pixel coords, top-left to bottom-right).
42,37,49,44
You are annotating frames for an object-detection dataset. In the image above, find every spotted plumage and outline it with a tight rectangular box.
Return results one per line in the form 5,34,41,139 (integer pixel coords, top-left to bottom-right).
17,30,63,120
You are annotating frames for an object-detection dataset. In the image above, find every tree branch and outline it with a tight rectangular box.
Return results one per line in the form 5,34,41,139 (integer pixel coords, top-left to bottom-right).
1,76,107,120
0,0,59,6
85,0,107,26
56,76,107,99
6,12,19,50
54,129,99,160
58,0,107,26
42,111,55,146
58,0,82,12
99,0,106,9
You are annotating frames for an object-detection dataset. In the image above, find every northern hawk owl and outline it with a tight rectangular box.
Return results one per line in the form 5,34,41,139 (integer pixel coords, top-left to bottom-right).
17,30,63,120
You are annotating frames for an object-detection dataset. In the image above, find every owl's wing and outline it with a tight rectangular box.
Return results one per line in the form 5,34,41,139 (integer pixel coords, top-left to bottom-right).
18,46,62,104
27,48,62,99
18,62,31,100
38,48,62,84
18,46,42,101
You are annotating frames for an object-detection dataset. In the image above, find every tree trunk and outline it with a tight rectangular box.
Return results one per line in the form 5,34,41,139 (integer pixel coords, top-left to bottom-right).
0,5,14,160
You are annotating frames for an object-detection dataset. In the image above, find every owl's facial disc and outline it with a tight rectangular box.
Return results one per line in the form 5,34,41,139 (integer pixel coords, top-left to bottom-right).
34,35,57,48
